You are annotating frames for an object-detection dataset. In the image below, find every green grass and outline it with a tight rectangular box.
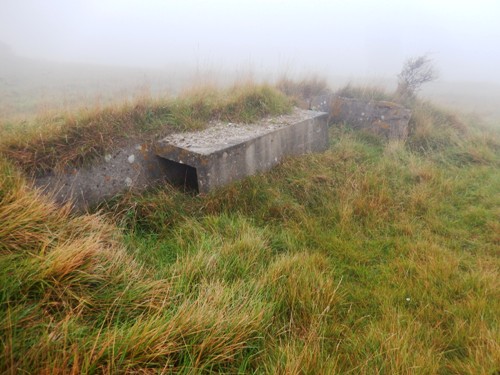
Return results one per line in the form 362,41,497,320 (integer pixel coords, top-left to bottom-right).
1,83,499,373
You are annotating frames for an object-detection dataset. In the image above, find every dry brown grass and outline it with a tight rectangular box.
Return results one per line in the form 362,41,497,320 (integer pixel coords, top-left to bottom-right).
276,76,330,108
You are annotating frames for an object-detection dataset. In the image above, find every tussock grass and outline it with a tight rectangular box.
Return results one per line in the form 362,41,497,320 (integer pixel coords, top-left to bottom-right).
0,83,292,176
276,75,330,108
0,157,271,373
334,83,395,102
1,83,499,373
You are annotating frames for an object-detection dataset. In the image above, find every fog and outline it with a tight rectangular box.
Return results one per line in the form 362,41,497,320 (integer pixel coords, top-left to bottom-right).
1,0,499,81
1,0,500,121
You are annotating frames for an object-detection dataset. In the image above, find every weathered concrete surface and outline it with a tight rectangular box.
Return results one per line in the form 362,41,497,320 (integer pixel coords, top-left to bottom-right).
311,95,412,140
310,93,336,113
156,109,329,193
34,141,168,210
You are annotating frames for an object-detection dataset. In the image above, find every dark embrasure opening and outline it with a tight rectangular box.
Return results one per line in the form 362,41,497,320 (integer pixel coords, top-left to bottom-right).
158,158,199,192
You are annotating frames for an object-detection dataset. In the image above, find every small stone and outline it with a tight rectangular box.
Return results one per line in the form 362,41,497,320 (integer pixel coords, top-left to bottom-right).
104,154,112,162
128,155,135,163
125,177,133,187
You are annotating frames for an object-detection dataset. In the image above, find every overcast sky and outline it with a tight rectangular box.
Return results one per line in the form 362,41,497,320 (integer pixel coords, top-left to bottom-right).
1,0,499,82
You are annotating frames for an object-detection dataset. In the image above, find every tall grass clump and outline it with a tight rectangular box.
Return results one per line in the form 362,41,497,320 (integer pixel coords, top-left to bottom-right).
0,158,272,373
405,97,500,171
334,83,395,102
276,75,330,108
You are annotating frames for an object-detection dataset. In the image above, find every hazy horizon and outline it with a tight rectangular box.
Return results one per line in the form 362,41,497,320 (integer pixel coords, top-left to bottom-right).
1,0,500,83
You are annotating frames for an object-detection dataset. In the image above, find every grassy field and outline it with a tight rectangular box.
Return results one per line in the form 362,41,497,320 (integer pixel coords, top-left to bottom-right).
0,81,499,373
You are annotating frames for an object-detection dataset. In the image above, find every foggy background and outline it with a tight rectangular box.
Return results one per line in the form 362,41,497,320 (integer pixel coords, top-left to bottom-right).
1,0,500,120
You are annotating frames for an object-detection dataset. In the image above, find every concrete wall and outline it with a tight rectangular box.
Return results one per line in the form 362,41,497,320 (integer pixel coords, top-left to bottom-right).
311,95,412,140
34,141,168,210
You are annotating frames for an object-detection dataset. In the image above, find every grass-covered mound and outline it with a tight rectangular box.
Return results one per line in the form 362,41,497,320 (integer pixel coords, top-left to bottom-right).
0,83,292,176
1,83,499,373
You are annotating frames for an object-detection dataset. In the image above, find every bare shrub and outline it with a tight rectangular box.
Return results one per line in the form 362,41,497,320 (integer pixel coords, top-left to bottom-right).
396,55,438,100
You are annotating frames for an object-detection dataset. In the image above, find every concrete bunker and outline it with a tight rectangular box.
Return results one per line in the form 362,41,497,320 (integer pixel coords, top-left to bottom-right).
33,108,328,209
156,109,329,194
29,90,413,211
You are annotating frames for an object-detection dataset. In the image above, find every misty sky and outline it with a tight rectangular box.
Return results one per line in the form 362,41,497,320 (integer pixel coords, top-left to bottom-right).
1,0,499,82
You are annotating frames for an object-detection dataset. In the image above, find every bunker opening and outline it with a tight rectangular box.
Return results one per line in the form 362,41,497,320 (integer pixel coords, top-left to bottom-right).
159,158,199,193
